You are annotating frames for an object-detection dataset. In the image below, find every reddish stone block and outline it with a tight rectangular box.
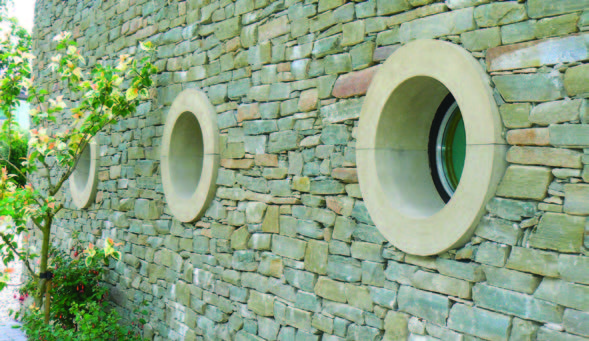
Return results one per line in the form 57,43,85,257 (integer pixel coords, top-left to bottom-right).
221,159,255,169
299,89,318,112
373,45,400,62
332,168,358,183
506,128,550,146
237,103,261,122
255,154,279,167
326,196,343,215
277,62,291,72
332,66,380,99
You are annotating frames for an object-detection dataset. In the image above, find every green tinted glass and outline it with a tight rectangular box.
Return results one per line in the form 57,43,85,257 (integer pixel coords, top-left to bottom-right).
441,108,466,191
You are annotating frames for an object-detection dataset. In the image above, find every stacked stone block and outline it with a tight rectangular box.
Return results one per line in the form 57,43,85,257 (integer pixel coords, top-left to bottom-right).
31,0,589,340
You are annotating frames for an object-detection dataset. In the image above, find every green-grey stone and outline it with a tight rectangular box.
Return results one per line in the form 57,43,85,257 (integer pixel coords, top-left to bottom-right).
461,27,501,51
534,278,589,311
506,246,559,277
345,284,374,311
314,276,346,302
322,301,365,325
474,216,522,245
528,0,589,19
272,235,307,260
333,216,356,242
499,103,532,129
362,261,385,287
268,131,300,153
297,219,323,239
350,41,375,70
564,183,589,215
510,318,539,341
231,226,251,250
311,314,334,334
411,270,472,299
296,291,321,313
473,283,563,323
324,53,352,75
376,0,410,15
310,179,345,195
501,21,536,45
482,265,541,294
327,255,362,282
248,290,275,317
312,34,342,58
496,165,552,200
398,286,450,325
530,99,583,125
400,8,475,42
528,212,585,253
474,2,527,27
435,258,485,282
351,242,383,262
353,223,386,244
356,0,376,18
565,63,589,97
563,309,589,337
285,268,318,292
305,240,329,274
321,125,350,144
558,254,589,285
534,13,579,39
486,197,537,221
370,286,397,308
135,199,162,220
448,304,512,341
493,73,565,102
215,17,241,40
550,124,589,148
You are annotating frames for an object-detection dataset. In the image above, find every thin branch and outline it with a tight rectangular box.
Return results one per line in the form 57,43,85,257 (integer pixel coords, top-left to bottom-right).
0,233,36,277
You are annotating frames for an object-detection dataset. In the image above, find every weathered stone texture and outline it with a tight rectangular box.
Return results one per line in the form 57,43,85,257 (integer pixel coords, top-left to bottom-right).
33,0,589,340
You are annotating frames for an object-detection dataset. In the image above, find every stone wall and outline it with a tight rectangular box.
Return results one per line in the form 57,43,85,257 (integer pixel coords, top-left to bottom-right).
31,0,589,340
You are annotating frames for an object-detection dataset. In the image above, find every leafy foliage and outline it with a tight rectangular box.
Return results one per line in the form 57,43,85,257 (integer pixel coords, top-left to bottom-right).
0,0,157,328
0,134,28,185
20,301,146,341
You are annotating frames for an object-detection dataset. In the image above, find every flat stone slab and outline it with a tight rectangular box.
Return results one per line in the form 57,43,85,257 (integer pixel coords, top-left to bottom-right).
487,33,589,71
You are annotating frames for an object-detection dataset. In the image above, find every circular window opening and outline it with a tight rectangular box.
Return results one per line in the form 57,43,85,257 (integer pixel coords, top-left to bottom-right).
429,94,466,202
74,146,91,191
358,40,506,256
169,112,204,199
70,141,98,209
161,89,220,223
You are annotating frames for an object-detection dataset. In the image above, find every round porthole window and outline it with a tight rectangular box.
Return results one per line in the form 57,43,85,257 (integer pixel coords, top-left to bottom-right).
161,89,219,223
357,40,506,256
70,140,99,209
429,94,466,202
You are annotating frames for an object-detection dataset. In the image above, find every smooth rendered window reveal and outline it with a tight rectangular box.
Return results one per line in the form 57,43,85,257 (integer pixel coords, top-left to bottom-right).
357,40,506,256
70,140,99,209
161,89,219,223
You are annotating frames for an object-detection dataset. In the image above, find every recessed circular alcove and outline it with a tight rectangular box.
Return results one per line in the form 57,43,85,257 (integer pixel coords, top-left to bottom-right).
161,88,219,223
357,39,507,256
70,140,99,209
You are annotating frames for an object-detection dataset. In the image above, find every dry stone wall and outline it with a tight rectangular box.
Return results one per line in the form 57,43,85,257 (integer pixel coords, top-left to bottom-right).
31,0,589,340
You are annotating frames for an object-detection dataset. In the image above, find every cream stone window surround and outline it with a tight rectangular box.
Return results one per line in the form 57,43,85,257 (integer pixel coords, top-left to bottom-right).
70,140,99,209
161,88,219,223
357,39,507,256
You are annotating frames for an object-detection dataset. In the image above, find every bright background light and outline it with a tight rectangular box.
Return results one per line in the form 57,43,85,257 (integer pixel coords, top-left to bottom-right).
10,0,35,32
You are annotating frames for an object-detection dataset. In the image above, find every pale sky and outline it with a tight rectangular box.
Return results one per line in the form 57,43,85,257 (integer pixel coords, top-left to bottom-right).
9,0,35,32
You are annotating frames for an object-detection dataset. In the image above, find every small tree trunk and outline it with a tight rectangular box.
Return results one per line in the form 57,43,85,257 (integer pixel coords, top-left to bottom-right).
36,220,52,323
44,279,51,324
